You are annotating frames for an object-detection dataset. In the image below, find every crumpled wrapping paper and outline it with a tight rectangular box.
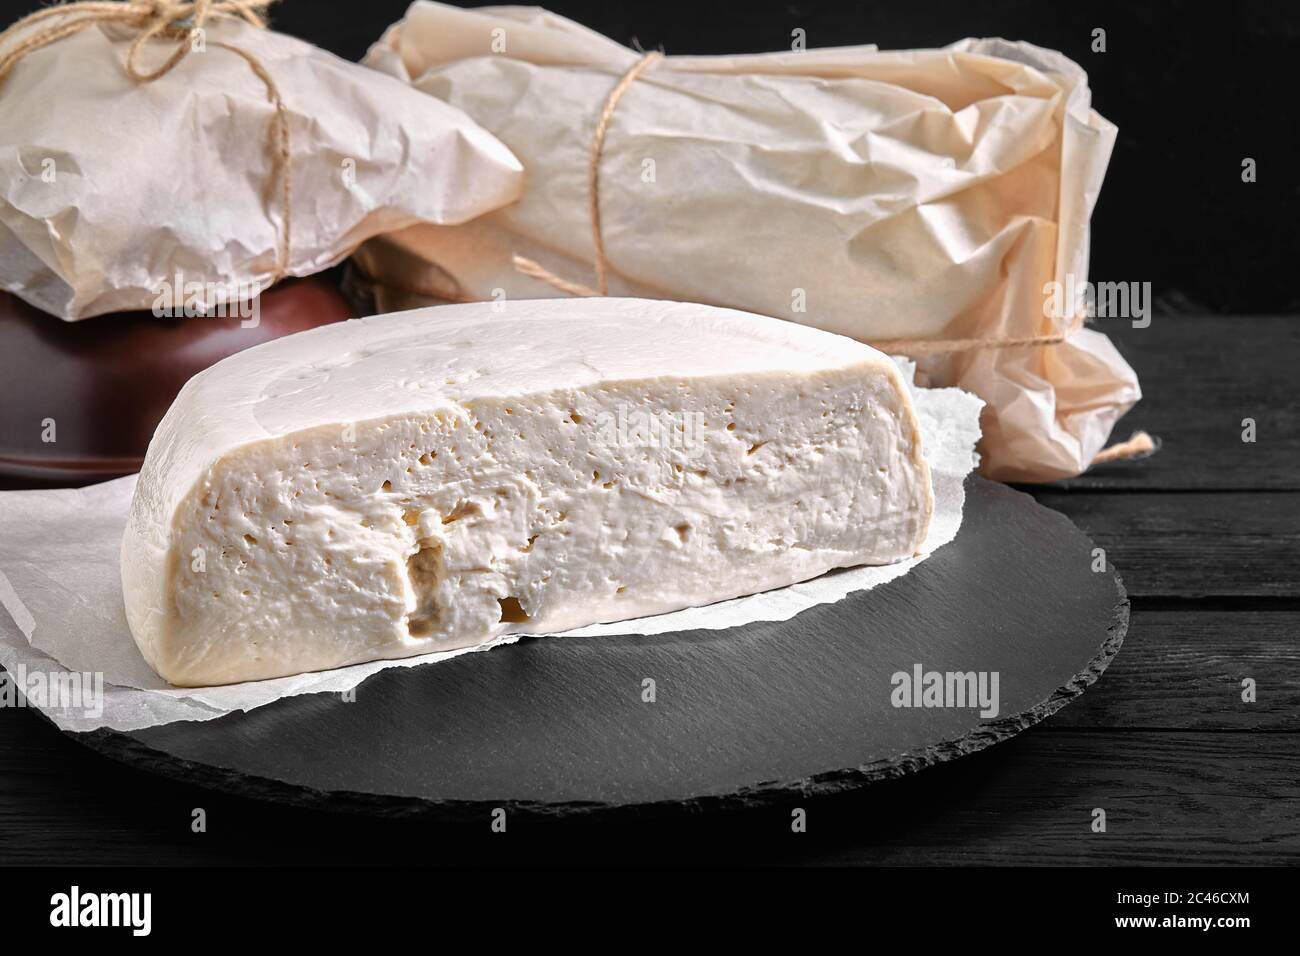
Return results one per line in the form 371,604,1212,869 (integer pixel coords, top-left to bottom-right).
0,359,983,732
353,2,1139,482
0,14,524,320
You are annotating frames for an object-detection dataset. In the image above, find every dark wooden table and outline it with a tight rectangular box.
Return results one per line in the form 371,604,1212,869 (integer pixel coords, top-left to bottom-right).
1,316,1295,865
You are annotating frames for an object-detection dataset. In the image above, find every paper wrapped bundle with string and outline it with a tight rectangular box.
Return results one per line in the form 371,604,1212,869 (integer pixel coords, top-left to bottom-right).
0,0,523,321
355,1,1149,482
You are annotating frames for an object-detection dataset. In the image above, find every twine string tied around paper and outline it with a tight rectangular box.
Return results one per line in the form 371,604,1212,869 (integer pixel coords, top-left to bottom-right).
511,51,1153,467
0,0,292,278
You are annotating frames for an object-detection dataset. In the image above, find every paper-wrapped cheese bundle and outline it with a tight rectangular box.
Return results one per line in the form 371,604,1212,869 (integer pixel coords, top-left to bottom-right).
122,298,933,685
354,1,1141,482
0,1,523,320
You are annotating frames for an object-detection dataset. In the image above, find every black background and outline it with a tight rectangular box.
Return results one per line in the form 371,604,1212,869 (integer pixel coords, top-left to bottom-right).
264,0,1298,314
2,0,1294,311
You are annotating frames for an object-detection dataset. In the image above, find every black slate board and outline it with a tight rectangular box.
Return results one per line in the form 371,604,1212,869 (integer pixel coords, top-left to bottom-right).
78,477,1128,818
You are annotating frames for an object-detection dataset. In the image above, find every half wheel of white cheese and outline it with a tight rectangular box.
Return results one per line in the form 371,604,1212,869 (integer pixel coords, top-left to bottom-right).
122,298,934,686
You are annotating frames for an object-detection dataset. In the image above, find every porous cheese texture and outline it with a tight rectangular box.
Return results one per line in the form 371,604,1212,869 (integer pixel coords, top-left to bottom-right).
122,298,933,686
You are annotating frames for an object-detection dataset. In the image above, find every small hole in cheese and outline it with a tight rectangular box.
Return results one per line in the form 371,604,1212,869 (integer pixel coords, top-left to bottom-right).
442,502,480,524
498,596,530,623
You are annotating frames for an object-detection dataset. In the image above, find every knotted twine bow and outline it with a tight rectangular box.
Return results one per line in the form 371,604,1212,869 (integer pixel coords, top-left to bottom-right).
512,51,1154,467
0,0,293,279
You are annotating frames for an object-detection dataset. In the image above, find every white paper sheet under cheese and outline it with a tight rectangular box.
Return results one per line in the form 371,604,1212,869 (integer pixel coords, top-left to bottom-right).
0,363,981,731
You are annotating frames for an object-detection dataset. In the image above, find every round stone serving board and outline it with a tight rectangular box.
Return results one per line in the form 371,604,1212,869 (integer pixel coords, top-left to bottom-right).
77,477,1128,817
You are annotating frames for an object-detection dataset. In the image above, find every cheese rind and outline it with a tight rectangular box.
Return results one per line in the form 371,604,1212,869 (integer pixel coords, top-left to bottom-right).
122,298,933,686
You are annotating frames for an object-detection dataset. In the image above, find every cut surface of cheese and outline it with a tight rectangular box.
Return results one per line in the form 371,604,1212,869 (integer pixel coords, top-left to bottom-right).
122,298,933,686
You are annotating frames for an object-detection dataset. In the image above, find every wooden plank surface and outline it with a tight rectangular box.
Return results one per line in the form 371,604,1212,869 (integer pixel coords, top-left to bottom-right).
1049,315,1300,491
1050,610,1299,731
1029,490,1300,599
0,707,1294,866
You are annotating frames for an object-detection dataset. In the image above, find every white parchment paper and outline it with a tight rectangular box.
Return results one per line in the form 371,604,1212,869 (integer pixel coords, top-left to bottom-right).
0,364,982,732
